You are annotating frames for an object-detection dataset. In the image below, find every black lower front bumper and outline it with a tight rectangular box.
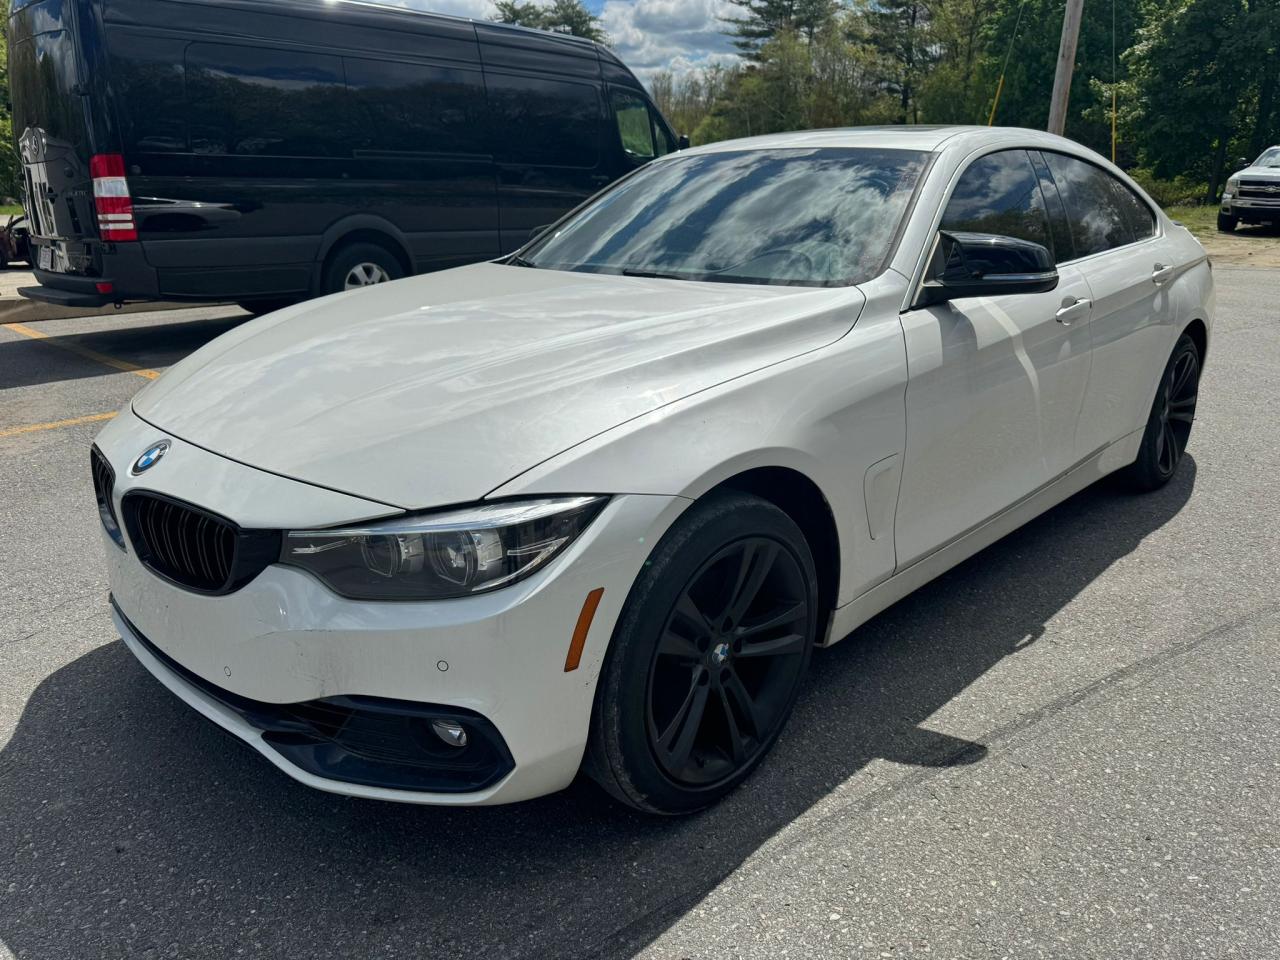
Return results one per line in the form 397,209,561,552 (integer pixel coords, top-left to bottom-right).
113,599,515,794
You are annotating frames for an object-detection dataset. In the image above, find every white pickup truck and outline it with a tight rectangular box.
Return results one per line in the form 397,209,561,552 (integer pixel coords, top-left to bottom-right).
1220,146,1280,231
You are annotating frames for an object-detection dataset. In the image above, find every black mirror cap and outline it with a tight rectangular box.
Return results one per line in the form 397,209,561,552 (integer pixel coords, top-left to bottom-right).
678,134,691,150
1237,157,1251,169
919,231,1058,306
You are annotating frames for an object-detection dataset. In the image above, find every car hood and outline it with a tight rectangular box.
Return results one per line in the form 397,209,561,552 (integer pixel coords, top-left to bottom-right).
133,263,864,508
1236,165,1280,180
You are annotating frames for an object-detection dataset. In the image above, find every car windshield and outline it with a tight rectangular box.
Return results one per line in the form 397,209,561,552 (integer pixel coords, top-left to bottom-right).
1256,147,1280,167
518,147,930,287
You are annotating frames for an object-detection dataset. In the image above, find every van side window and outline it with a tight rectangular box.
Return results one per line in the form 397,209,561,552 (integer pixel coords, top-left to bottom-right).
486,74,601,168
940,149,1055,256
186,44,348,158
1041,151,1136,256
652,115,676,157
345,59,487,157
611,89,655,161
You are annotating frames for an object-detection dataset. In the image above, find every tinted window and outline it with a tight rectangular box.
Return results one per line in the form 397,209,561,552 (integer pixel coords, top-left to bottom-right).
106,32,188,154
487,75,601,168
612,89,655,161
653,114,676,157
1042,152,1135,257
345,59,488,157
941,150,1054,255
523,148,929,287
186,44,349,158
1028,151,1076,263
1108,178,1156,241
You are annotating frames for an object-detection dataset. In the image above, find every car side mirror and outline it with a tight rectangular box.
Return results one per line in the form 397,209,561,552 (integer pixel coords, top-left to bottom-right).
678,134,691,150
1237,157,1251,170
917,231,1058,306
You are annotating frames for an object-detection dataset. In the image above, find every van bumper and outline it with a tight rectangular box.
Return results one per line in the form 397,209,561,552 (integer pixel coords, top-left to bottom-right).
20,241,161,306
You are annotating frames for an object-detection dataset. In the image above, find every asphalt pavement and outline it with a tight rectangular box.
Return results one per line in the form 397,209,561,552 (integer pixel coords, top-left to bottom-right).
0,270,1277,960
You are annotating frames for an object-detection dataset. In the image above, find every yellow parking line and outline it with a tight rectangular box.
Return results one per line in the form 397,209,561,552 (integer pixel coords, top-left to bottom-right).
0,411,117,439
2,322,160,380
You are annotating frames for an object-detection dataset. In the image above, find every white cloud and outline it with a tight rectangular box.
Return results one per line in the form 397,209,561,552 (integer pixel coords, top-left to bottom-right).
335,0,739,79
601,0,740,78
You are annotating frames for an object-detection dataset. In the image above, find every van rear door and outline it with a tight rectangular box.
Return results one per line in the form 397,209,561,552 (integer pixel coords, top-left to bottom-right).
7,0,103,275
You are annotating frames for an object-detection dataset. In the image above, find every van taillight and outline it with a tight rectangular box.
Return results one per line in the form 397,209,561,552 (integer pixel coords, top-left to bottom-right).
90,154,137,242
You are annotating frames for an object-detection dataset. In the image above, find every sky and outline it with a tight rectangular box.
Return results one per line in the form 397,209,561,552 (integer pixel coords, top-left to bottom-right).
377,0,741,78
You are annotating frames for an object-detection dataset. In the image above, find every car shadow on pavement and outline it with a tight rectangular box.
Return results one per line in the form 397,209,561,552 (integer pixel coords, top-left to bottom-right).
0,461,1196,960
0,312,250,390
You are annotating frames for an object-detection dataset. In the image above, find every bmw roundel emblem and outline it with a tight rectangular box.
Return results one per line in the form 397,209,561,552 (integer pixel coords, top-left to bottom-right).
130,440,171,475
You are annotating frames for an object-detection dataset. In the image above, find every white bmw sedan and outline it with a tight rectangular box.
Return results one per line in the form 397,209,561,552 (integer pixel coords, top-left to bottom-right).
93,127,1212,814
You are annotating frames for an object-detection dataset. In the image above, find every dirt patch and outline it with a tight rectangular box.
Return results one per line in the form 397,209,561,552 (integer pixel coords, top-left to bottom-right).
1193,223,1280,268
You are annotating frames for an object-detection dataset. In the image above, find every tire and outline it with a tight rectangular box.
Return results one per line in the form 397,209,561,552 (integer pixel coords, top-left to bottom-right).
1217,212,1237,232
237,299,296,316
585,492,818,814
1122,333,1201,492
321,241,404,295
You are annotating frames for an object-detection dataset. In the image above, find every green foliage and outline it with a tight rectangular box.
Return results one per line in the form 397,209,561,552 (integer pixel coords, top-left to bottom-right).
725,0,841,56
1127,167,1205,207
491,0,609,43
0,0,19,201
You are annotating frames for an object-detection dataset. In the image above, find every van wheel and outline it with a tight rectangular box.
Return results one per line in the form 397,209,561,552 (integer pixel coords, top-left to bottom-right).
322,242,404,295
237,299,296,316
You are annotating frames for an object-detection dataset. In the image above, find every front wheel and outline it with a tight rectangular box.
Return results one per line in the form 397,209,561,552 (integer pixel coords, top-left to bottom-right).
1122,333,1201,492
586,493,818,814
1217,212,1238,232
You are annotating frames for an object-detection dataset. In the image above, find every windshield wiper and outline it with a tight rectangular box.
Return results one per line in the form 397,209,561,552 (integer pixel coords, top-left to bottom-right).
622,268,689,280
508,254,538,268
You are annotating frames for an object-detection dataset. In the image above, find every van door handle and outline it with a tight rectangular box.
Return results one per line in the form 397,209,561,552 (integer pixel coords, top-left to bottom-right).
1152,263,1175,285
1055,297,1091,325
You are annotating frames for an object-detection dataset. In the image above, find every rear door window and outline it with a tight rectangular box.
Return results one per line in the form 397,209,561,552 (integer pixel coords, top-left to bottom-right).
940,149,1055,256
1041,152,1136,257
1107,178,1157,242
186,44,349,158
486,74,602,168
344,58,488,158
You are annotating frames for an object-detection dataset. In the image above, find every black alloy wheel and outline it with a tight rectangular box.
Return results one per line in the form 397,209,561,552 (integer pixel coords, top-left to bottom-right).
1125,332,1201,491
646,538,810,787
586,492,818,814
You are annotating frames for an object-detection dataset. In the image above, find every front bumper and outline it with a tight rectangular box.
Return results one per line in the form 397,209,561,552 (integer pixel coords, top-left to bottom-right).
96,409,686,805
1221,194,1280,221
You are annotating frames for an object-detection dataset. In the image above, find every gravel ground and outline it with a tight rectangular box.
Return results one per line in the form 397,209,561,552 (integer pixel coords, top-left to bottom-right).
0,271,1276,960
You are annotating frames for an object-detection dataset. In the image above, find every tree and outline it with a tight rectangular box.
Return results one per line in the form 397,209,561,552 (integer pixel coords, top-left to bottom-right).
863,0,937,124
491,0,609,43
725,0,842,57
1126,0,1276,200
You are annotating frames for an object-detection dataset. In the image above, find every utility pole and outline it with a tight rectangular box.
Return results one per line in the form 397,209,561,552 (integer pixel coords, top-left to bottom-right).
1047,0,1085,136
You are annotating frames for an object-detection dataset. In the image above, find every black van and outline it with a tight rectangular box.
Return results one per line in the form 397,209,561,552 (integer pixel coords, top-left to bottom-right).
8,0,680,310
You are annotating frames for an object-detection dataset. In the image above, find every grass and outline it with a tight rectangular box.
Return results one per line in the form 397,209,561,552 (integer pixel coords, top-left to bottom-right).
1164,203,1219,239
0,203,24,217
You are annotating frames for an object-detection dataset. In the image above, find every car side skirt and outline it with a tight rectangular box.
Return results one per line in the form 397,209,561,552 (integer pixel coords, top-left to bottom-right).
823,427,1145,647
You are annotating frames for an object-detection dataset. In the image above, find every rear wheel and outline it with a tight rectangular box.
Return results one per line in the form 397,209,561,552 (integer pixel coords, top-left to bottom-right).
1217,212,1238,232
586,493,817,814
321,241,404,296
1122,333,1201,492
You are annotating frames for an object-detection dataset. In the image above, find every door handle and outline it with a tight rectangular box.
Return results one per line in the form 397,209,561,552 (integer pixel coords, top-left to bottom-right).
1055,297,1091,325
1152,263,1175,285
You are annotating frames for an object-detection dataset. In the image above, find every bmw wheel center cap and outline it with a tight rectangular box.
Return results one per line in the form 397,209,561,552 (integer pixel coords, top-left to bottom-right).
131,440,171,475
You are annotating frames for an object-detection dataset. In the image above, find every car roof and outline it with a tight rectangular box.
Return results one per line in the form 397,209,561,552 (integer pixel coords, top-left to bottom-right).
681,125,1098,158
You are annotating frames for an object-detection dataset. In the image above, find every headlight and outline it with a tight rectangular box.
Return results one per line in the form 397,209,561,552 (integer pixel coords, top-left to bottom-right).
280,496,607,600
1225,177,1240,198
